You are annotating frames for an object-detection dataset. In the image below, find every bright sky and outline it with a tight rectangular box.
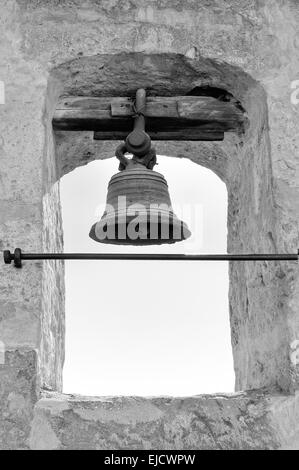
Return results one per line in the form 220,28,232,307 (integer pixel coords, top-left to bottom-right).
60,156,234,396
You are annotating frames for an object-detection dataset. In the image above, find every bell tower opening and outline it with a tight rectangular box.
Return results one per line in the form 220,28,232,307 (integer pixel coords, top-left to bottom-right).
41,52,282,397
60,155,233,396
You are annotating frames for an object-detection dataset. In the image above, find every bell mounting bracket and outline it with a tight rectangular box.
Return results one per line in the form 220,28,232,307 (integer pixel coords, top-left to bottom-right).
53,91,247,142
125,88,151,157
114,88,157,171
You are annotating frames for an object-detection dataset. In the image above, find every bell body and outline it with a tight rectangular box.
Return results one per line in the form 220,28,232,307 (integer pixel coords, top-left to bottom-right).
89,166,191,245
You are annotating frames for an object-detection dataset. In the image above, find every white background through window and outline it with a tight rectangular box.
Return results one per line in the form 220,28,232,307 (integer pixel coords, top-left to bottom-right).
61,156,234,396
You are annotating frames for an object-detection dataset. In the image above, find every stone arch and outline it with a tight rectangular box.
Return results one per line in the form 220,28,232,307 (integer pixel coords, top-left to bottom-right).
41,52,286,394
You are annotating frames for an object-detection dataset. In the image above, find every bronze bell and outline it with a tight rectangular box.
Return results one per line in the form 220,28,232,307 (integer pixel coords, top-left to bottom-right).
89,163,191,245
89,88,191,245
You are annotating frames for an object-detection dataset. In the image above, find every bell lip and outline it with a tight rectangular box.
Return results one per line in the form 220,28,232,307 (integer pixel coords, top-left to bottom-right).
89,213,191,246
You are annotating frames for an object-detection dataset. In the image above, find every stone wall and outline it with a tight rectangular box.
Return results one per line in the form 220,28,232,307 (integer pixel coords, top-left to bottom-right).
27,390,288,450
0,0,299,450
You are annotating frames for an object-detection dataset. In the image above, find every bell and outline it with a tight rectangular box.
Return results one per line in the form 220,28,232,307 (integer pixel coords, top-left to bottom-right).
89,165,191,245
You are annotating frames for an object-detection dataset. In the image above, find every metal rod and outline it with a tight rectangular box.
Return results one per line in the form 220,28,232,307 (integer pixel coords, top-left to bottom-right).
124,88,152,157
3,249,299,268
17,253,299,261
134,88,146,132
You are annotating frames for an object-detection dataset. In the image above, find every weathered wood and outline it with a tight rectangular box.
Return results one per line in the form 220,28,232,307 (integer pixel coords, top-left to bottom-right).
57,96,113,109
111,95,244,123
54,109,117,131
94,130,224,141
53,95,245,137
111,97,179,118
177,98,241,122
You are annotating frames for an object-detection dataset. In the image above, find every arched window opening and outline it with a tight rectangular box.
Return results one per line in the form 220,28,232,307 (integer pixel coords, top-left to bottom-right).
60,156,233,396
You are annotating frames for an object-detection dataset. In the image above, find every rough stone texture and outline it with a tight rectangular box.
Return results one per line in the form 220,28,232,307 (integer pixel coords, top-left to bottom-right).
0,0,299,449
29,389,299,450
0,349,39,449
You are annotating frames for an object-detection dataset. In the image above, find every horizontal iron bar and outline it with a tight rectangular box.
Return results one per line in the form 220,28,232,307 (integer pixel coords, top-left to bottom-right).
18,253,299,261
3,249,299,268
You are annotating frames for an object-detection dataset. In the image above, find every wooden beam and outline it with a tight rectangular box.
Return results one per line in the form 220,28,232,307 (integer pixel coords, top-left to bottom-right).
111,95,243,125
93,130,224,141
53,95,245,138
